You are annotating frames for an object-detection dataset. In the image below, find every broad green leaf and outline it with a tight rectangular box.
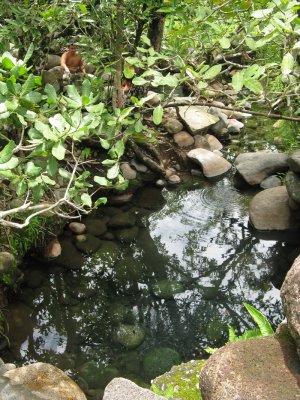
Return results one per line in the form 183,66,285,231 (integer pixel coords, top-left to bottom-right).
245,38,257,50
79,3,88,13
135,119,144,132
59,168,72,180
124,63,135,79
243,303,274,336
94,176,110,186
47,155,58,176
107,163,120,179
119,107,134,122
281,53,294,75
219,37,231,49
197,81,208,89
100,138,111,149
244,79,263,94
141,34,151,46
203,64,222,80
42,175,56,185
109,140,125,159
16,180,27,196
0,140,15,163
23,43,34,64
0,156,19,170
35,120,57,140
45,83,57,103
232,71,244,92
153,105,163,125
21,74,36,95
24,91,42,104
155,74,178,87
94,197,107,207
25,161,42,177
102,159,117,166
85,103,104,113
252,8,273,18
132,77,148,86
138,92,159,106
2,57,15,70
82,79,91,99
66,85,82,105
52,142,66,160
81,193,92,207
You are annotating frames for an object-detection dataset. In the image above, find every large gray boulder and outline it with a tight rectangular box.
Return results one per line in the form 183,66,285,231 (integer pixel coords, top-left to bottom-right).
235,152,289,185
249,186,300,230
285,170,300,204
44,54,61,70
178,106,219,134
281,254,300,357
199,334,300,400
3,362,86,400
288,149,300,174
187,148,231,178
103,378,166,400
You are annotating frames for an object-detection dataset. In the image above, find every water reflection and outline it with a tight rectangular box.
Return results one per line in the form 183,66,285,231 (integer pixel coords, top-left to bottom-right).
4,176,296,396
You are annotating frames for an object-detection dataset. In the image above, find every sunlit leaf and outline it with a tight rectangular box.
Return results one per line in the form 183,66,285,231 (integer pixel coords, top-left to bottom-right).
94,176,110,186
52,142,66,160
153,105,163,125
107,163,120,179
219,37,231,49
232,71,244,92
281,53,294,75
203,64,222,80
81,193,92,207
0,140,15,164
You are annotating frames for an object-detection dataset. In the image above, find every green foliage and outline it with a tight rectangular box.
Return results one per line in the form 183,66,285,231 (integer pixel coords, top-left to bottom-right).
206,303,274,354
151,384,174,399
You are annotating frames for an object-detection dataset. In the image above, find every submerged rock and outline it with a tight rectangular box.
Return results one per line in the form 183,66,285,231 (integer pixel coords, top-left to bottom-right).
75,234,102,254
78,361,119,389
68,222,86,234
55,236,84,269
187,148,231,178
143,347,181,379
113,324,145,349
84,218,107,236
103,378,166,400
114,226,139,243
108,212,136,228
4,362,86,400
199,333,300,400
249,186,300,230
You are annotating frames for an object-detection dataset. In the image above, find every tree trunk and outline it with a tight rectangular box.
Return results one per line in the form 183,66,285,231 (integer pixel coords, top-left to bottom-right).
112,0,124,110
148,1,165,52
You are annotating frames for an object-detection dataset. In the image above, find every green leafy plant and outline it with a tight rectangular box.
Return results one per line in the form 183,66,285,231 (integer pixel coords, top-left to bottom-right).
151,383,174,399
206,303,274,354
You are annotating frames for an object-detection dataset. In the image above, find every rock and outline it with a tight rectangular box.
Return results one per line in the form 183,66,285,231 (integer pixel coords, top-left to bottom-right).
260,175,282,189
107,303,129,324
173,131,195,147
3,362,86,399
96,240,121,267
281,255,300,356
109,193,133,205
133,187,166,210
285,170,300,204
78,361,119,389
167,175,181,185
74,234,102,254
156,179,167,187
187,148,231,178
84,218,107,236
113,324,145,349
199,334,300,400
163,118,184,134
152,280,185,299
249,186,300,230
108,211,136,228
178,106,219,134
194,135,210,150
146,91,161,107
0,252,15,273
44,54,61,69
153,359,205,400
41,66,64,92
103,378,166,400
227,118,244,133
130,159,148,173
114,227,139,243
69,222,86,234
43,238,61,259
288,149,300,174
143,347,181,380
85,63,96,74
55,237,84,269
235,152,289,185
23,269,44,289
120,163,137,180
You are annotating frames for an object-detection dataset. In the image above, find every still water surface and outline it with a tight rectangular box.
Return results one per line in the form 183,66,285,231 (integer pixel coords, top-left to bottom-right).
5,174,296,395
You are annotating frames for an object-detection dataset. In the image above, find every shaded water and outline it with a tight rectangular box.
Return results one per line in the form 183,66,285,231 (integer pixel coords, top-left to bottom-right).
4,174,298,397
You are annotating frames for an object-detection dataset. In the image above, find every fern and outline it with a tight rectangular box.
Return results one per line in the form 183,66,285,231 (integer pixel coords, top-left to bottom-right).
243,303,274,336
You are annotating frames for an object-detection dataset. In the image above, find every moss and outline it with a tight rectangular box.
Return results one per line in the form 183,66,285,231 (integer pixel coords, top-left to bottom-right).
152,359,206,400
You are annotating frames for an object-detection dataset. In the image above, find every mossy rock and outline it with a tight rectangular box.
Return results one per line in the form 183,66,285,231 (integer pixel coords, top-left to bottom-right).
96,240,121,267
0,252,19,287
84,218,107,236
108,212,137,228
116,351,142,375
152,359,206,400
78,361,119,389
107,303,130,324
74,234,102,254
113,323,145,349
114,226,139,243
143,347,181,380
152,280,185,299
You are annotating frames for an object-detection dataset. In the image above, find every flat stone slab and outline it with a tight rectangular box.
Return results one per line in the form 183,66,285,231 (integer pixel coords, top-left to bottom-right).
200,335,300,400
178,106,219,134
103,378,166,400
235,152,288,185
249,186,300,230
281,255,300,357
187,148,231,178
